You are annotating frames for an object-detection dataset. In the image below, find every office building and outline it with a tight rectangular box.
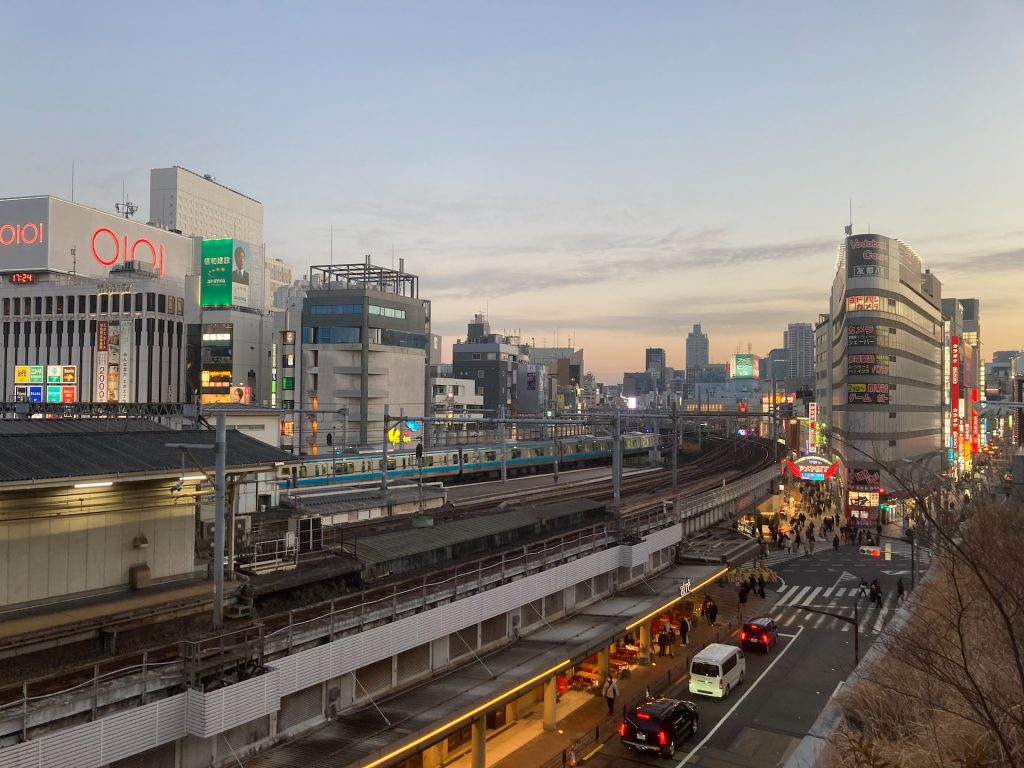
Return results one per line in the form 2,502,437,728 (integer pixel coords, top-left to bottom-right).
784,322,814,380
149,166,263,247
645,347,667,392
828,233,944,525
294,261,431,452
685,324,709,399
942,297,985,471
452,314,522,416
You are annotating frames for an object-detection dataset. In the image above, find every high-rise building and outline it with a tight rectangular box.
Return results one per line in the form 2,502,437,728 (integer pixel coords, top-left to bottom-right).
784,322,814,380
764,348,788,381
942,297,984,469
149,166,263,246
829,233,944,526
685,324,709,398
645,347,667,391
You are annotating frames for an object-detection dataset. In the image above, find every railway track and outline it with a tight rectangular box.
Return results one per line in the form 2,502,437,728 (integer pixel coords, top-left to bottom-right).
0,438,773,711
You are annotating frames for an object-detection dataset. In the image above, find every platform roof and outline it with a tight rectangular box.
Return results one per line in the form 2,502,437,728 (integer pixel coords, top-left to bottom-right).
349,499,605,566
0,418,171,435
0,428,300,488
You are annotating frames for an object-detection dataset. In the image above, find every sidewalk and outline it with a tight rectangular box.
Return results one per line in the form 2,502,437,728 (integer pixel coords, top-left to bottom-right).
466,581,777,768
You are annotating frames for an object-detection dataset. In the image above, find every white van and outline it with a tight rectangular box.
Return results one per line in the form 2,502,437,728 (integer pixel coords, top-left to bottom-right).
688,643,746,698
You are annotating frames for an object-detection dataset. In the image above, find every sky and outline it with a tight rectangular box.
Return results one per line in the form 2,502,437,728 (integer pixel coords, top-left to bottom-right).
2,1,1022,382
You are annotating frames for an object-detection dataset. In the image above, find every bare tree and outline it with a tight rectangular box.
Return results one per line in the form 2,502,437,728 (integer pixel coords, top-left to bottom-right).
819,440,1024,768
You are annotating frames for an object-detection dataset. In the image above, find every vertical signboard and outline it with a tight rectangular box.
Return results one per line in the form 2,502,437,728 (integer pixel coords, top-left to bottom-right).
96,321,109,402
950,335,960,461
201,239,233,307
846,235,890,279
231,241,250,308
119,320,133,403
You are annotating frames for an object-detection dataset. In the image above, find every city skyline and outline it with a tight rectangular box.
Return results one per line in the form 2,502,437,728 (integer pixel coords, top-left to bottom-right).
2,2,1021,382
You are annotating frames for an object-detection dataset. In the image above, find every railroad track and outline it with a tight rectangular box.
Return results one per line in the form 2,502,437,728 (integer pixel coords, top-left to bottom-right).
0,438,773,710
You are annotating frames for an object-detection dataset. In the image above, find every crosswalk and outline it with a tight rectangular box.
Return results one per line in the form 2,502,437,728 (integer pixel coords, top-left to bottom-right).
769,583,902,634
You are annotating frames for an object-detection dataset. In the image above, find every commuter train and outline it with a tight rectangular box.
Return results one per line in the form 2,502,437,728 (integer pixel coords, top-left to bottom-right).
278,432,657,489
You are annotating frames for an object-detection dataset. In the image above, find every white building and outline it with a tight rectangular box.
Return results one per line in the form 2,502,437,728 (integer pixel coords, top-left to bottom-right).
149,165,263,247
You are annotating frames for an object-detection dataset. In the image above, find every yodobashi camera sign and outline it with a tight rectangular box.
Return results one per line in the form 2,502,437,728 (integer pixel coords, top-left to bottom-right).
846,234,891,280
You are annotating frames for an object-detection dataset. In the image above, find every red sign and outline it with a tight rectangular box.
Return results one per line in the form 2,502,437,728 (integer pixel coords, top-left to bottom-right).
0,222,44,246
91,227,165,276
951,336,960,441
97,321,109,353
61,385,77,403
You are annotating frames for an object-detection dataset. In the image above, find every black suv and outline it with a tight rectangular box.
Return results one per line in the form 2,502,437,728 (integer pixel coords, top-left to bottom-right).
740,617,779,653
619,697,699,758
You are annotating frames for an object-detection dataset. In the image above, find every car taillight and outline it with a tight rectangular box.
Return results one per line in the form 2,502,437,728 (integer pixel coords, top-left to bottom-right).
619,722,628,737
763,634,769,643
740,631,747,640
637,712,651,720
719,677,724,688
658,730,668,746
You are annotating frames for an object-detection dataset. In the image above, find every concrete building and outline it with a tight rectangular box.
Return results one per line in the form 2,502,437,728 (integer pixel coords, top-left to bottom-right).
451,314,522,416
0,195,196,404
828,233,944,525
685,324,709,399
149,166,263,247
763,348,788,382
645,347,667,392
784,322,814,381
297,261,431,452
942,297,985,473
528,346,585,415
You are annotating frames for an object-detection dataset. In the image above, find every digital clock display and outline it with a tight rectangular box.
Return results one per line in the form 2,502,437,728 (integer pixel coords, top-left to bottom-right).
7,273,35,284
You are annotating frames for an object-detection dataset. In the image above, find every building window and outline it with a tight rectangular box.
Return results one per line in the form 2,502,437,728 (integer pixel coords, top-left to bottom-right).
2,298,8,316
477,370,484,378
147,293,156,311
310,304,362,315
135,293,143,312
111,294,120,313
34,297,42,314
89,295,97,313
100,294,108,313
157,294,166,313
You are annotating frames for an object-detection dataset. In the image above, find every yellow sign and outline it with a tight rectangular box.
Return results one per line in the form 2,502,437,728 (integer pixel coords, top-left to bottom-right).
15,366,29,384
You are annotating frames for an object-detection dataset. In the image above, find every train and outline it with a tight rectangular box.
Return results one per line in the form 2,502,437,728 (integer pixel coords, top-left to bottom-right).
278,432,658,489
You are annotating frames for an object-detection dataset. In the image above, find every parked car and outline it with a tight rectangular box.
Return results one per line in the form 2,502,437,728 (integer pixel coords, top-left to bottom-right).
619,697,699,758
740,617,779,653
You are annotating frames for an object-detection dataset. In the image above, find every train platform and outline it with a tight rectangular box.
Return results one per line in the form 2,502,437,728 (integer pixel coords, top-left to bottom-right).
446,582,757,768
0,578,222,658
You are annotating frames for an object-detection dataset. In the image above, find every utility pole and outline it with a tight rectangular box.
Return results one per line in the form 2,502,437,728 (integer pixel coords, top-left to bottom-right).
612,408,622,514
671,400,678,487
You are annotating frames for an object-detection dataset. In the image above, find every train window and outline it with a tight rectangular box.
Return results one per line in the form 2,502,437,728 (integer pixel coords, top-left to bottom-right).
422,456,434,467
485,451,497,461
387,459,397,470
534,448,544,457
511,449,521,459
453,454,460,464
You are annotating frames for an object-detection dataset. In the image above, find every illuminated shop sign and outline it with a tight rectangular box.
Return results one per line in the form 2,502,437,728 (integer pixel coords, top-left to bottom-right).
848,382,889,404
846,295,881,312
846,235,890,279
951,336,960,452
0,222,44,246
849,467,881,487
847,353,890,376
848,490,879,508
785,455,838,482
91,228,165,276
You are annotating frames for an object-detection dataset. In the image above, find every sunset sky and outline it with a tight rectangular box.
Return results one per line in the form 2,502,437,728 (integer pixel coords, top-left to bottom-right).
3,2,1021,382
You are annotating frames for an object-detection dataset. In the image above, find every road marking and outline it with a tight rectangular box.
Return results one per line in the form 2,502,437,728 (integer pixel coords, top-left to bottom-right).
830,680,844,698
779,632,799,638
673,625,806,767
776,585,788,593
823,587,834,597
779,585,812,608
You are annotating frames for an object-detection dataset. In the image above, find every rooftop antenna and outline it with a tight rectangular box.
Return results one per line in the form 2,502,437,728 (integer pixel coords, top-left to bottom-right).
844,199,853,236
115,180,138,219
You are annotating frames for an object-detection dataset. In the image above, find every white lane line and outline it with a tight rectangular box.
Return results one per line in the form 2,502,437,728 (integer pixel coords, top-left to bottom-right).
823,587,834,597
804,586,824,604
776,585,788,593
779,632,799,638
778,585,812,608
673,625,806,767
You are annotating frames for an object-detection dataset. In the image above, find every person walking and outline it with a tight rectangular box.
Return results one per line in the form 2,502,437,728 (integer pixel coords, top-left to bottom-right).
657,630,667,657
679,615,689,647
896,578,905,603
603,675,619,715
708,599,719,625
703,595,713,626
757,573,766,598
833,533,840,552
858,578,868,599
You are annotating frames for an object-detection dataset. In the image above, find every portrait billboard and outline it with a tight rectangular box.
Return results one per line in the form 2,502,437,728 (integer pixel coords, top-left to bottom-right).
730,354,757,379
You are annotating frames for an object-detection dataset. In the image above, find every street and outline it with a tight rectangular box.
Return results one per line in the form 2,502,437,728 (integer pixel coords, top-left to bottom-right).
582,535,928,767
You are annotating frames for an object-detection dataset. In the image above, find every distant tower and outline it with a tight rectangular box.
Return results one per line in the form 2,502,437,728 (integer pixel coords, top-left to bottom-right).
685,324,709,399
784,323,814,380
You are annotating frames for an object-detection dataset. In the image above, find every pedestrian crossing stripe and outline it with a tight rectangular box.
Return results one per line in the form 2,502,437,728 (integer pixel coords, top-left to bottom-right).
769,589,899,634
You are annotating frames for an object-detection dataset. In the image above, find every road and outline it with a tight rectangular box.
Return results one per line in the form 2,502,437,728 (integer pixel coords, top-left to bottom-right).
582,534,929,767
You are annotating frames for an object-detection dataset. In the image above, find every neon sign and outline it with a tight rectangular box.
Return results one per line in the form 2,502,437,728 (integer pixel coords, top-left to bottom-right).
0,222,44,246
91,227,165,276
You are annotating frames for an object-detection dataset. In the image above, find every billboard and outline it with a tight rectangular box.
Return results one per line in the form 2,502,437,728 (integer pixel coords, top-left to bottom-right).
846,294,881,312
847,323,891,347
846,235,890,279
848,382,890,404
730,354,757,379
201,238,252,308
0,197,193,279
96,320,109,402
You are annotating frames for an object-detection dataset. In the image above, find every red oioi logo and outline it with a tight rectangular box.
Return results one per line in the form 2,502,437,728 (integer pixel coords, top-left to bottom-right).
0,222,45,246
91,228,165,276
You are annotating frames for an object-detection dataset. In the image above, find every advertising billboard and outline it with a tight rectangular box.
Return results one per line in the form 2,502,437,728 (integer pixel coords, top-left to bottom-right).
96,321,109,402
848,382,890,404
846,295,881,312
846,235,890,279
202,238,253,308
951,335,960,453
0,197,193,279
730,354,757,379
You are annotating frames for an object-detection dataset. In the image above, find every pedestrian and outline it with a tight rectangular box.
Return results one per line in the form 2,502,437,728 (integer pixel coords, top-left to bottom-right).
566,747,578,768
748,574,757,595
603,675,619,715
667,626,676,656
858,578,868,598
679,616,689,647
657,630,667,657
896,578,905,603
708,599,719,625
833,533,840,552
703,595,713,626
757,573,766,598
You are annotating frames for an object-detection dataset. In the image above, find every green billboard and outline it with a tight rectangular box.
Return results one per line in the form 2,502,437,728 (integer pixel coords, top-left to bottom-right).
201,239,233,307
